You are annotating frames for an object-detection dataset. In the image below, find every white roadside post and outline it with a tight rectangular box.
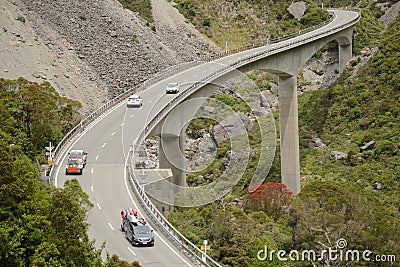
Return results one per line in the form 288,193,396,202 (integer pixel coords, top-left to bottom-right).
201,239,210,262
45,142,53,165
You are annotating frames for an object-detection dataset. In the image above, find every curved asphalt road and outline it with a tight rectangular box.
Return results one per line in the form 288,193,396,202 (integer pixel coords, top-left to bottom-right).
55,9,359,266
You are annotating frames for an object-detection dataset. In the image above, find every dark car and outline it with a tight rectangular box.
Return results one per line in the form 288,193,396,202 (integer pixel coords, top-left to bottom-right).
122,217,154,246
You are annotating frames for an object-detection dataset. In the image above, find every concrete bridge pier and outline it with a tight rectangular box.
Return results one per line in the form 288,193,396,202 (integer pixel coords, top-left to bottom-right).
158,134,187,188
338,43,352,73
147,95,208,214
278,75,300,195
338,27,354,73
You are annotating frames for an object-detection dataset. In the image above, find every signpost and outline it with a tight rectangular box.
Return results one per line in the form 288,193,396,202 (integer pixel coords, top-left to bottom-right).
201,240,210,262
45,142,54,165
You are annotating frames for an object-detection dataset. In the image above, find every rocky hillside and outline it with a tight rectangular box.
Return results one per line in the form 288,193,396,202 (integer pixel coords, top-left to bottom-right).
0,0,219,114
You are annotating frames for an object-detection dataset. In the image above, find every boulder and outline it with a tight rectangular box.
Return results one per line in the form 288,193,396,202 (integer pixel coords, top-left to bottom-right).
210,112,253,145
203,105,217,114
359,141,376,152
288,2,307,19
309,137,328,150
261,90,279,109
329,151,347,161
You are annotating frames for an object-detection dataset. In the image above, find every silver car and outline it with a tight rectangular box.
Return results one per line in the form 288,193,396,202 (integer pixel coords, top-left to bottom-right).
127,94,143,107
166,82,179,94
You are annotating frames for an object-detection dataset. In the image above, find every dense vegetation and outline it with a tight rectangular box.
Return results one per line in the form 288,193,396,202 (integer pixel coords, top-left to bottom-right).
0,78,82,162
168,1,400,266
298,7,400,208
0,79,141,266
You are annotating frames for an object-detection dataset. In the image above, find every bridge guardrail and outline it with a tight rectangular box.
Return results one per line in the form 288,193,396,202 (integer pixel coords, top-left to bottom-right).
49,9,360,267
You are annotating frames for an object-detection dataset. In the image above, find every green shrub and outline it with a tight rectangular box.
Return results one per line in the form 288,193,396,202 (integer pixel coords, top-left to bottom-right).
118,0,153,23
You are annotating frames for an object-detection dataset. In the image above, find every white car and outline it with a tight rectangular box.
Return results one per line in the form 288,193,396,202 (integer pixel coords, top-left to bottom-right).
68,149,87,166
127,94,143,107
166,83,179,94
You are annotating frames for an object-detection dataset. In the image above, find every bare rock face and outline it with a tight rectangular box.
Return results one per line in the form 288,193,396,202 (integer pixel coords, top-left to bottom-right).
185,132,216,171
210,112,253,145
0,0,219,114
288,1,307,20
260,89,279,109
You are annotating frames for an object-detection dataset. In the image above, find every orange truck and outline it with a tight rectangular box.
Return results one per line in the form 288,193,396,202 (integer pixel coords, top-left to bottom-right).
65,160,84,175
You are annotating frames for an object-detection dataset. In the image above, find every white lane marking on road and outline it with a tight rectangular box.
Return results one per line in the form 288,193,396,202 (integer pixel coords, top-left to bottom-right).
127,247,136,256
158,94,162,97
123,153,193,267
91,168,94,174
148,100,153,103
91,186,93,192
111,131,115,136
102,143,106,148
95,155,99,161
54,99,126,187
130,114,134,118
120,122,125,126
108,222,114,231
97,203,101,210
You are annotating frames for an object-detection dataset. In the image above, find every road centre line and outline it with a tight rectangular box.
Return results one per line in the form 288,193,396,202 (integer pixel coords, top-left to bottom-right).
108,222,114,231
127,247,136,256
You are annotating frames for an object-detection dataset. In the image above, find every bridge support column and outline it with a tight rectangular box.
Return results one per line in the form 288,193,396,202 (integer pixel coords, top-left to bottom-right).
159,135,187,188
155,134,187,216
279,75,300,195
339,43,352,73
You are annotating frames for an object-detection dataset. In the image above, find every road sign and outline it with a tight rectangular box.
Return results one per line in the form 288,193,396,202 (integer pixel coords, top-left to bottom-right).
201,245,210,250
45,142,54,151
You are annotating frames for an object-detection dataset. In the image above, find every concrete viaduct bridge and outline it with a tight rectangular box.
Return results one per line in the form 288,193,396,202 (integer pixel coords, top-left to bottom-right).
133,9,360,211
53,8,360,266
